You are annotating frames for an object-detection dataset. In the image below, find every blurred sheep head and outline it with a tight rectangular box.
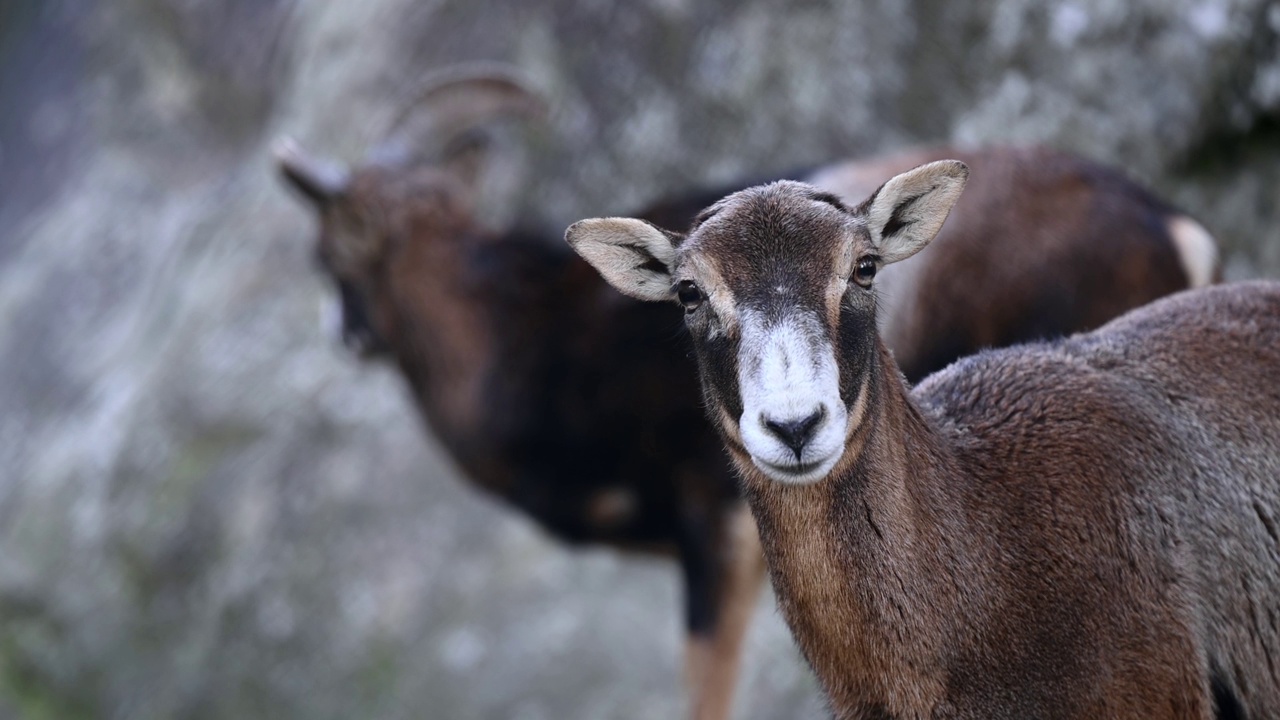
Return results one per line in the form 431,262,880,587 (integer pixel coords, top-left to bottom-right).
275,64,546,357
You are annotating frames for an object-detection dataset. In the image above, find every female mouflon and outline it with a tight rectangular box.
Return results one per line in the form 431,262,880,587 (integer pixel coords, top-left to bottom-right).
567,162,1280,719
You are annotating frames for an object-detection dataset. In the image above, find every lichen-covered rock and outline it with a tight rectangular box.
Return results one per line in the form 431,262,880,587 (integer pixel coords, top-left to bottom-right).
0,0,1275,718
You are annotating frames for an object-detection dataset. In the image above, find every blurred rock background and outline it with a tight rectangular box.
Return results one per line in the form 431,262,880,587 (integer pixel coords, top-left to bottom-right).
0,0,1276,718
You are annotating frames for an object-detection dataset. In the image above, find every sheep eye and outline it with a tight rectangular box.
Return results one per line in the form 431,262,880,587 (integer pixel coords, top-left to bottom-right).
676,280,703,312
853,257,878,287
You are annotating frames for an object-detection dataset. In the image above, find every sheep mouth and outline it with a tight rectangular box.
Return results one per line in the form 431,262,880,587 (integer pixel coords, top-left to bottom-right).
756,457,827,478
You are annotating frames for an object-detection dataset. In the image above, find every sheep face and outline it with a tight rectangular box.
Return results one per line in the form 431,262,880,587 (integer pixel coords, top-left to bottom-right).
310,184,393,358
567,163,967,485
677,182,874,485
280,142,475,359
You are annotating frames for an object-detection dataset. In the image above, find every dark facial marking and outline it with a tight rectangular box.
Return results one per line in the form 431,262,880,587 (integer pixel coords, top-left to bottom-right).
695,331,742,420
835,297,879,407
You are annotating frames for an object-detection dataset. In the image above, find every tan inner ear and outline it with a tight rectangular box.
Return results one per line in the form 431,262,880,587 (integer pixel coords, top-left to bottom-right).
565,218,677,302
865,160,968,265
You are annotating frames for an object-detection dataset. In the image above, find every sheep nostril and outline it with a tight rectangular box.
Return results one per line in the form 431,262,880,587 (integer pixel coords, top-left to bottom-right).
762,406,826,459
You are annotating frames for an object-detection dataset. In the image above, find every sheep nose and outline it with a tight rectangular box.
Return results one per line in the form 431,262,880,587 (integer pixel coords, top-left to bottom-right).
762,406,826,459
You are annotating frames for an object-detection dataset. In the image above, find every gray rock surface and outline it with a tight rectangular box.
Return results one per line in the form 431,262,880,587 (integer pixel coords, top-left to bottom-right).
0,0,1275,718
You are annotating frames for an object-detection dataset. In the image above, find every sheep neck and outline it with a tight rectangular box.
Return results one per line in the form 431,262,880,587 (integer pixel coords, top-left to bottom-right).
737,343,972,717
382,225,515,481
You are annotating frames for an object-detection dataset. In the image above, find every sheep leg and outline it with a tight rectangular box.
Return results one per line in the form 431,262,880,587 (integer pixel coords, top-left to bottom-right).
680,502,768,720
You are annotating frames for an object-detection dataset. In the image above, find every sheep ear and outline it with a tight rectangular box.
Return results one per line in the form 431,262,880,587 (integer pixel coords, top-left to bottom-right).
861,160,968,264
565,218,680,302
